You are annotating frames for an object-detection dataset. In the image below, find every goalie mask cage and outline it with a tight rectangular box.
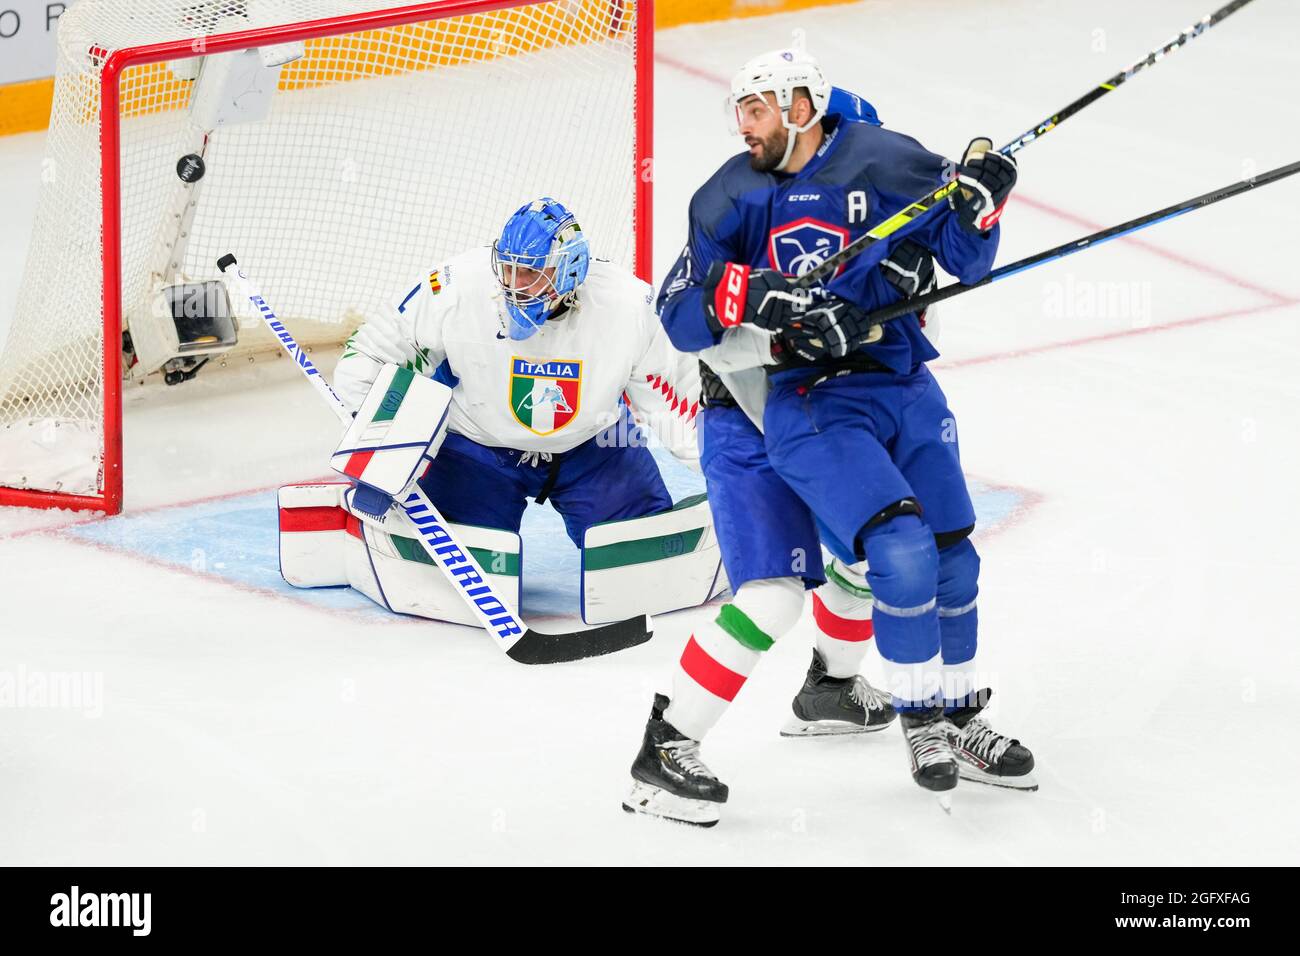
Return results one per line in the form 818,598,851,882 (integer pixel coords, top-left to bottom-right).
0,0,652,515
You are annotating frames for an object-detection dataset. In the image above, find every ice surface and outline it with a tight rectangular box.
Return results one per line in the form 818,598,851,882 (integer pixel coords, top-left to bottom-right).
2,0,1298,864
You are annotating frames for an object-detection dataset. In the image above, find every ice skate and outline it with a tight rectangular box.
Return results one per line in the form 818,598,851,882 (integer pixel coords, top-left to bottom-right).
900,707,959,805
781,650,896,736
946,690,1037,791
623,694,729,827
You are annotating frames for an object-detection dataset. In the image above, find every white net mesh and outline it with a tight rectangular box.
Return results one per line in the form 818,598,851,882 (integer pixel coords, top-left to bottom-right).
0,0,642,500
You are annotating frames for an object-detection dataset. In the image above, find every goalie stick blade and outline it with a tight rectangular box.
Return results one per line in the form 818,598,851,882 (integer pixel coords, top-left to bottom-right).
506,615,653,665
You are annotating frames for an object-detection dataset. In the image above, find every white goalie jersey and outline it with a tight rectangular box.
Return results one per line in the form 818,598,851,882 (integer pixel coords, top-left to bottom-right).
335,247,700,462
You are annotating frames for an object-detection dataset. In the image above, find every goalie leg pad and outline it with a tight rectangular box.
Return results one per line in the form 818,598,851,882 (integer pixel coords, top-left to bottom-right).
278,482,352,587
332,363,453,497
346,514,521,626
278,482,521,626
581,493,728,625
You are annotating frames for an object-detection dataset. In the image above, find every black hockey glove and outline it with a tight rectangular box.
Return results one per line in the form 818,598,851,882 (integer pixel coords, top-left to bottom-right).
879,237,938,327
778,296,884,362
698,359,738,408
880,238,936,298
949,137,1017,233
701,261,804,334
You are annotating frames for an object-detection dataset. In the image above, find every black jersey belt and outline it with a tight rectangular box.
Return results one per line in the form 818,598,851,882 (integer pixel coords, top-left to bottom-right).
700,354,895,409
766,354,894,377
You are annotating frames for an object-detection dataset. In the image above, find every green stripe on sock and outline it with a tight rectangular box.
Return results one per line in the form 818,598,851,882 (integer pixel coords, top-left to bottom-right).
373,365,416,423
716,604,773,652
583,527,705,571
827,562,874,599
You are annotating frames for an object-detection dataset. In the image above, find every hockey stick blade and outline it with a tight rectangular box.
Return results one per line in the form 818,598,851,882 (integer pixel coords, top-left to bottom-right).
509,616,654,665
217,254,653,664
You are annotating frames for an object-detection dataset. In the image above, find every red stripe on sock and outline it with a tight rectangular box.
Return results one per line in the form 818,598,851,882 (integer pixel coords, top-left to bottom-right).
279,506,348,533
680,635,747,702
342,449,375,479
812,592,874,642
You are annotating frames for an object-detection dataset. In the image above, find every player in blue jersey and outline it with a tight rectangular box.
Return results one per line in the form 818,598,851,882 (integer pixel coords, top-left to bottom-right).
624,41,1035,824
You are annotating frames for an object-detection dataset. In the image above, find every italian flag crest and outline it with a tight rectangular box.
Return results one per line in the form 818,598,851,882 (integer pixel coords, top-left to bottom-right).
510,357,581,435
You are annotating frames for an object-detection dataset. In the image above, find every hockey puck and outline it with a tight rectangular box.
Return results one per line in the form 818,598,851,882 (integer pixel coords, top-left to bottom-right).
176,153,206,183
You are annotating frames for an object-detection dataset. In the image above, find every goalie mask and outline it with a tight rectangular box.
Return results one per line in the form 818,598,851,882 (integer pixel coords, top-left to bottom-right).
491,197,590,341
727,37,831,172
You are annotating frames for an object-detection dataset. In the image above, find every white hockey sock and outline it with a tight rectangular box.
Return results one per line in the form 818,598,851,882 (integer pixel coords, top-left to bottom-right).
813,561,875,678
665,613,764,742
663,578,803,741
942,659,979,707
881,653,943,709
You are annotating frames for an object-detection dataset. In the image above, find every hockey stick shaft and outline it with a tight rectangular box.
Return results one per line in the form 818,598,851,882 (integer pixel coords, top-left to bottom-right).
997,0,1257,158
857,159,1300,328
794,0,1259,289
229,273,352,426
217,255,652,664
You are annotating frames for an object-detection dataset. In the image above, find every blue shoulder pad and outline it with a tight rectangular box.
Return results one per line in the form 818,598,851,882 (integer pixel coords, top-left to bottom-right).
828,87,882,127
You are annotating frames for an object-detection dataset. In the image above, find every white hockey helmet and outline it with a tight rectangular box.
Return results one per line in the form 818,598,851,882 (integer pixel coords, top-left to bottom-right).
728,33,831,170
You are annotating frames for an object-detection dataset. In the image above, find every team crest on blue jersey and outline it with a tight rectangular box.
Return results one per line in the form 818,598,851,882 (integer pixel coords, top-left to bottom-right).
768,217,849,279
509,357,582,435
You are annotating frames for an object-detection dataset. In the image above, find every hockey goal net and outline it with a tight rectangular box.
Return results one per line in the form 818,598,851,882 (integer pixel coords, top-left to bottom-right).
0,0,651,514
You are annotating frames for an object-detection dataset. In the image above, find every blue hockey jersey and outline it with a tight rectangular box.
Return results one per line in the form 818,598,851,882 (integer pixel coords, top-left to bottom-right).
659,103,999,373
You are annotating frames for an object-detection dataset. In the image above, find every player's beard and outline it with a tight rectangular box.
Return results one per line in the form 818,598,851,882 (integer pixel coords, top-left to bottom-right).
746,128,789,172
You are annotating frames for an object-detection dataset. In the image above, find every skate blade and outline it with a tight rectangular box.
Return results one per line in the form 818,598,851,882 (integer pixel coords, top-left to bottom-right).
622,779,721,827
957,765,1039,791
780,716,891,737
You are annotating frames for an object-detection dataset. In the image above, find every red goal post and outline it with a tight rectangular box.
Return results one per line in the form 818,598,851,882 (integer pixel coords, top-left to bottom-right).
0,0,652,516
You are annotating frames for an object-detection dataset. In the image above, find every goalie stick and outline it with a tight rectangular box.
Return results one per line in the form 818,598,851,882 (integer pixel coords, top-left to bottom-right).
216,254,652,665
792,0,1259,289
822,158,1300,338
